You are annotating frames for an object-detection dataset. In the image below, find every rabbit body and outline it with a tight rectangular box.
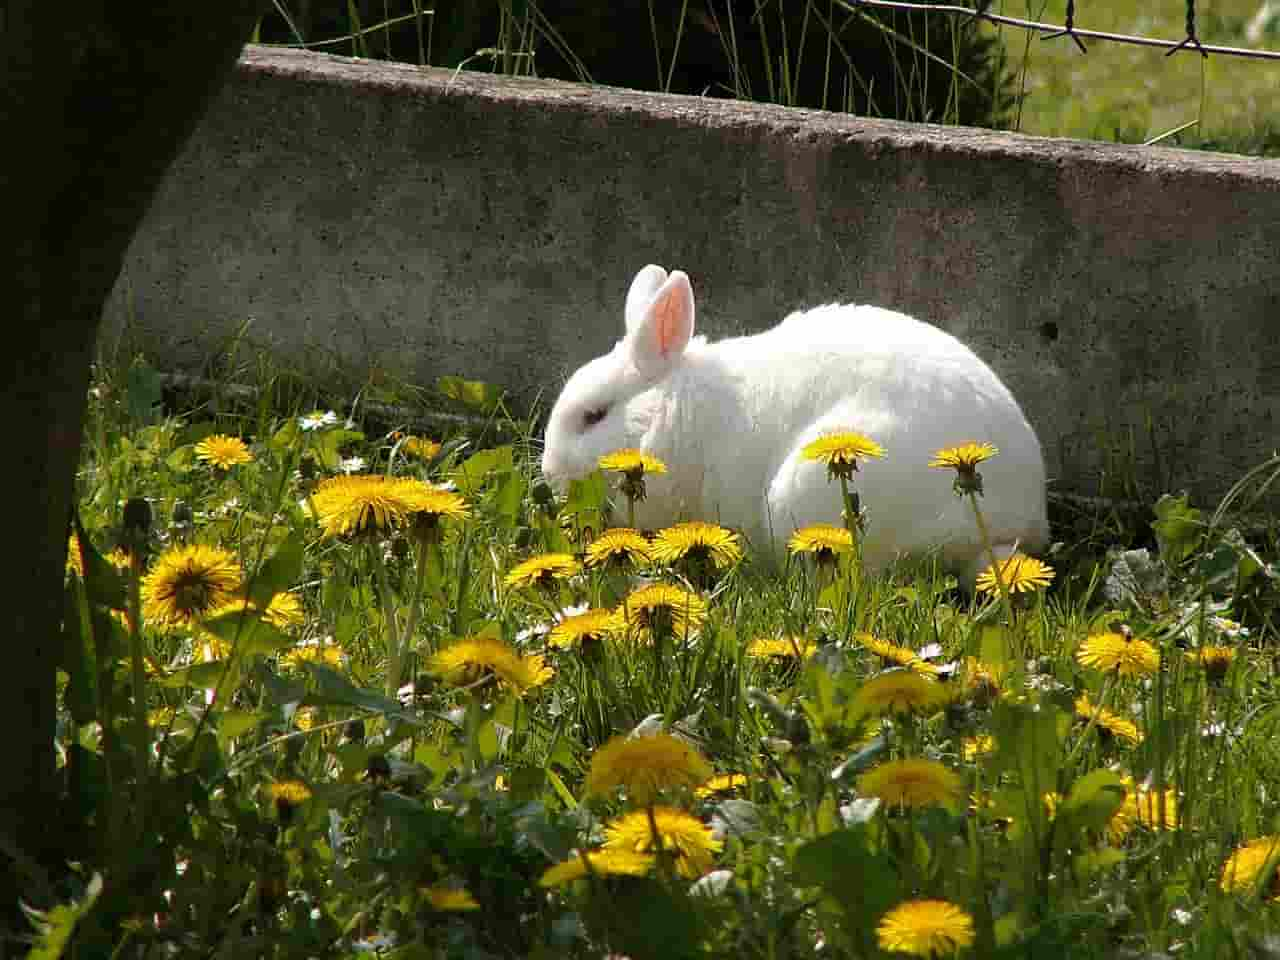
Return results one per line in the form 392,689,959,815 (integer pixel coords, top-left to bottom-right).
540,265,1048,578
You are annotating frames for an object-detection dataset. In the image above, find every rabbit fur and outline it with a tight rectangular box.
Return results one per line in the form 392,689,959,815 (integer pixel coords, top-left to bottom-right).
540,264,1049,581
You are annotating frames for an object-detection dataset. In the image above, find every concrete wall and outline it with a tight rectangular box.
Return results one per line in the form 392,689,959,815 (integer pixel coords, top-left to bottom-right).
108,45,1280,504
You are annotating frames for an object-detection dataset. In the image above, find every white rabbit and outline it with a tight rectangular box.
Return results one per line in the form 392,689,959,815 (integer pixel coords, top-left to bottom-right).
540,264,1049,581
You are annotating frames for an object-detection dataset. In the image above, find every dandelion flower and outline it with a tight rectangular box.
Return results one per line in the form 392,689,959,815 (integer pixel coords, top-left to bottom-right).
310,475,433,538
585,732,714,804
392,433,442,462
961,735,995,762
267,779,312,822
548,608,616,651
66,532,85,578
787,523,854,562
1074,694,1143,745
975,554,1054,596
746,635,817,660
598,448,668,504
854,670,948,717
929,443,998,470
877,899,975,958
1186,645,1236,683
209,591,305,632
429,635,553,696
696,773,749,798
1221,836,1280,896
858,758,963,810
141,544,242,630
279,641,345,670
422,886,480,911
293,707,317,732
1076,632,1160,678
857,633,935,675
612,583,708,642
1107,776,1179,843
194,434,253,470
538,849,656,887
403,484,471,544
603,806,724,878
801,431,885,481
504,552,581,590
598,449,668,476
930,442,997,496
584,528,652,568
650,521,743,569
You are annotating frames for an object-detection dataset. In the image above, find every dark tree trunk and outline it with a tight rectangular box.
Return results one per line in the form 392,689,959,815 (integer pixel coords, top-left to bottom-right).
0,0,269,928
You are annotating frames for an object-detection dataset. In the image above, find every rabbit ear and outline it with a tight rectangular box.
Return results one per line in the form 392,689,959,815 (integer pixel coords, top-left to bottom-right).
625,264,670,334
628,269,695,379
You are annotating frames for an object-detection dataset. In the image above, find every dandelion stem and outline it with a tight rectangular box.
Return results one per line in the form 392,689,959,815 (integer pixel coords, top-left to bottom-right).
967,492,1016,630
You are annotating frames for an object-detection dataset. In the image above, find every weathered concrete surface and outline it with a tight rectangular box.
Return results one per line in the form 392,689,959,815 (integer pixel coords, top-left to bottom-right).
107,45,1280,504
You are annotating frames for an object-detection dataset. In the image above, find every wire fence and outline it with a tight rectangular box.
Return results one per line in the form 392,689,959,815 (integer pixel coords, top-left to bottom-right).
849,0,1280,61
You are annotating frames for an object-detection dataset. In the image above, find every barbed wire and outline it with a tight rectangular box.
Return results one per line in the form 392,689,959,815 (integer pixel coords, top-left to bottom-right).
846,0,1280,61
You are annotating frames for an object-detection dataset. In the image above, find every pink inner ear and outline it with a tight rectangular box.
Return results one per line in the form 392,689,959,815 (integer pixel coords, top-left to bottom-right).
651,281,691,357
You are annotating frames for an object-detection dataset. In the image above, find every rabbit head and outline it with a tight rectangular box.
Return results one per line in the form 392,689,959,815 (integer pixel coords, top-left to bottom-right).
540,264,695,488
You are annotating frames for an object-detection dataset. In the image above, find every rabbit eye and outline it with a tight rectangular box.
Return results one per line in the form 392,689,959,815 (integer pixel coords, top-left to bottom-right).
582,407,608,428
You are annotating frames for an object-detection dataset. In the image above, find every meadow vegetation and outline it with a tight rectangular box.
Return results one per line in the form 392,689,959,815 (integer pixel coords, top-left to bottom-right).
38,352,1280,957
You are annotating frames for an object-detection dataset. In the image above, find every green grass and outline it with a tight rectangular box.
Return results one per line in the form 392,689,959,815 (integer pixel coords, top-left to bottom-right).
998,0,1280,151
39,350,1280,957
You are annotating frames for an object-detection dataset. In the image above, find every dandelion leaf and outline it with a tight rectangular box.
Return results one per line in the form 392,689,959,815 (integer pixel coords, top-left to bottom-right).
794,827,898,936
1059,769,1126,834
246,530,305,608
437,374,504,412
1152,493,1204,567
452,444,515,495
23,872,102,960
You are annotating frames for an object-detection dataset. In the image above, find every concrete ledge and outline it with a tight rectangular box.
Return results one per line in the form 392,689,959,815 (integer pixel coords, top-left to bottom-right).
109,45,1280,503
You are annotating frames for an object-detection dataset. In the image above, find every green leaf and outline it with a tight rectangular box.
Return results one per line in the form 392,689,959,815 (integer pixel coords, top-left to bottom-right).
793,827,898,933
437,375,505,412
492,470,527,523
23,872,102,960
990,700,1067,795
1059,769,1125,833
451,445,515,495
72,517,127,611
300,662,416,720
1152,493,1204,567
160,660,229,691
219,709,266,740
201,609,294,658
246,530,305,607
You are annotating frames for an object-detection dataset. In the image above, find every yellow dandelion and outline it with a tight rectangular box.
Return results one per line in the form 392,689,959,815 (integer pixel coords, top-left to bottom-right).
584,528,652,568
1221,836,1280,896
195,434,253,470
548,608,616,651
422,886,480,911
1076,632,1160,678
696,773,749,798
279,642,345,670
854,670,948,717
960,657,1006,705
504,552,581,590
585,732,714,805
1074,695,1143,745
396,434,442,462
746,635,817,660
787,523,854,561
612,583,708,641
1107,777,1179,843
293,707,317,732
140,544,242,630
428,635,553,696
267,779,312,821
603,806,724,878
148,706,177,729
858,758,963,810
961,735,995,762
929,442,999,470
856,633,934,674
597,449,668,476
800,431,886,481
310,475,440,539
538,848,656,887
649,521,743,569
877,899,976,958
1186,645,1236,682
209,591,305,632
975,554,1055,596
